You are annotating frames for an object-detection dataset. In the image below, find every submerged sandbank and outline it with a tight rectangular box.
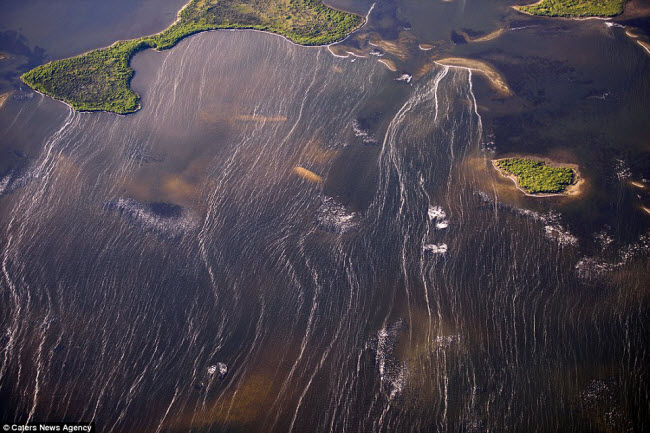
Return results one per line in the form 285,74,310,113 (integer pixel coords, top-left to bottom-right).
0,92,9,110
434,57,513,96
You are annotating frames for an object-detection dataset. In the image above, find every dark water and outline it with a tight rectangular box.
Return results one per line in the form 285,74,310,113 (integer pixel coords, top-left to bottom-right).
1,1,649,432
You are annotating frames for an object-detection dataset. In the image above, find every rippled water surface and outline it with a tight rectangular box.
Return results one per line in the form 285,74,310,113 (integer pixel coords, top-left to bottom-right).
1,1,649,432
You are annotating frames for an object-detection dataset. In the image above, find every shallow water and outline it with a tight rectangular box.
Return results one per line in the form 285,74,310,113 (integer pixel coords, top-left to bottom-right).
1,1,649,432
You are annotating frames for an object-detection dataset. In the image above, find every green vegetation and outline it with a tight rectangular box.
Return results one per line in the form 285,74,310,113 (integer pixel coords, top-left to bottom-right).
495,158,576,194
21,0,363,114
517,0,627,17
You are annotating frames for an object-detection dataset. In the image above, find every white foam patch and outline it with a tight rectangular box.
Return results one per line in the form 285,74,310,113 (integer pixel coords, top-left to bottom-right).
435,220,449,229
395,74,412,84
316,196,358,233
0,173,10,195
374,321,408,398
351,119,376,144
575,232,650,280
615,158,631,180
544,225,578,247
423,243,448,254
106,198,198,237
428,205,446,220
433,334,461,349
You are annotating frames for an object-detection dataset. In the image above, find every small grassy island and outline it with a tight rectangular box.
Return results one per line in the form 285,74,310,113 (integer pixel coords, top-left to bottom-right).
516,0,627,17
493,157,578,195
21,0,363,114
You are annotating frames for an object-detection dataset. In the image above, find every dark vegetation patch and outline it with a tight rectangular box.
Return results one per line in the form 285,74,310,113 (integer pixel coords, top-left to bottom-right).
21,0,363,114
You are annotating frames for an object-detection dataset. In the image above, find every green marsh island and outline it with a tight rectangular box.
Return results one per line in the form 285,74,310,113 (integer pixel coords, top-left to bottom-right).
20,0,364,114
515,0,627,17
492,157,580,196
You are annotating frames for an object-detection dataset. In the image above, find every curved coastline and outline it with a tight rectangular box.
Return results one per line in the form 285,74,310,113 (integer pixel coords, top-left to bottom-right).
513,0,627,18
492,156,584,197
20,0,368,115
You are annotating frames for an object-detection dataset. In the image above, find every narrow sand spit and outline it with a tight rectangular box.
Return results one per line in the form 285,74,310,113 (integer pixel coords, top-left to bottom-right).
435,57,513,96
459,28,505,43
378,58,398,71
0,92,9,110
293,166,323,183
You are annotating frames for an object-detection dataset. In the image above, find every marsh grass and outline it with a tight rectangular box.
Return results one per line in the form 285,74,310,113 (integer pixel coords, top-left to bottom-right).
518,0,627,17
21,0,363,114
495,158,576,194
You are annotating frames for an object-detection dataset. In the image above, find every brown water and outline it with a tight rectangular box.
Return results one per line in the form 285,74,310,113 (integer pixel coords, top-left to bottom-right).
1,1,649,432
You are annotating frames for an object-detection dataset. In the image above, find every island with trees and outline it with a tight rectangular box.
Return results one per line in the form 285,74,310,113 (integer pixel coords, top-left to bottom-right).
515,0,627,17
21,0,364,114
492,157,580,195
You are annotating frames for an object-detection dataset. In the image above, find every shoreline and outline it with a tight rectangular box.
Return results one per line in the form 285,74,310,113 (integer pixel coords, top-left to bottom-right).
512,0,622,19
491,156,584,197
21,1,372,115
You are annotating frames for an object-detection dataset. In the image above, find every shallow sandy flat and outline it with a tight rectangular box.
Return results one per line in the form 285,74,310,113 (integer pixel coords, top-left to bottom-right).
460,28,505,43
0,92,9,110
293,166,322,183
435,57,513,96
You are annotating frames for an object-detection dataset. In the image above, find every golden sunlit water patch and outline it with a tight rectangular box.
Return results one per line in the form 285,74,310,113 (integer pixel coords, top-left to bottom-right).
167,373,276,431
293,166,323,183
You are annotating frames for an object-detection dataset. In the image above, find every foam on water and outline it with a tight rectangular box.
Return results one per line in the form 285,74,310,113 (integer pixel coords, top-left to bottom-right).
423,243,448,254
104,198,198,237
372,321,408,399
315,195,358,234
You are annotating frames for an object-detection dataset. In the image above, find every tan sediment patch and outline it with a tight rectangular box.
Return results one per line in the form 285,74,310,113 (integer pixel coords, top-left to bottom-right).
327,44,367,58
378,58,397,71
328,44,350,57
332,65,344,73
0,92,9,109
414,62,436,80
434,57,513,96
234,114,288,122
161,174,200,203
293,166,323,183
491,157,583,197
198,109,229,125
0,53,5,60
366,32,415,61
622,26,650,56
459,28,505,43
167,373,275,430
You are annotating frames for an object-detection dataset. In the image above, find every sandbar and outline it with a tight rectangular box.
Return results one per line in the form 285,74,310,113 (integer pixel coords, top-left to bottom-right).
434,57,513,96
